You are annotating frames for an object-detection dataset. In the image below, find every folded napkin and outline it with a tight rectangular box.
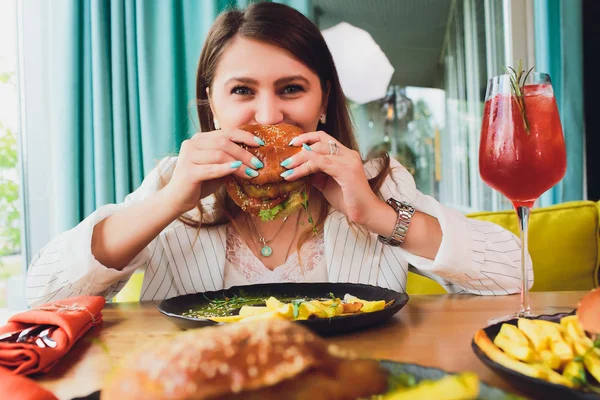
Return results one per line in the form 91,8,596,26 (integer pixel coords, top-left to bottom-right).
0,295,106,375
0,366,58,400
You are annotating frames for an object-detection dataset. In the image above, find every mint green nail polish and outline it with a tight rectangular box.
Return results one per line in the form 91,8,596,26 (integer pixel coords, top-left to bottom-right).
230,160,242,169
280,157,293,167
251,157,264,169
245,167,259,178
302,143,312,151
288,137,296,146
280,169,294,178
254,136,265,146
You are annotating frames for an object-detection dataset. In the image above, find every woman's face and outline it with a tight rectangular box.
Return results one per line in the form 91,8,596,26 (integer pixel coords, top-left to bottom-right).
209,36,327,133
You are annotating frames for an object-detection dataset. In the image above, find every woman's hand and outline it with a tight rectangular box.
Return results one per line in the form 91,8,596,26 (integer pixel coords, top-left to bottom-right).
280,131,383,226
164,129,265,213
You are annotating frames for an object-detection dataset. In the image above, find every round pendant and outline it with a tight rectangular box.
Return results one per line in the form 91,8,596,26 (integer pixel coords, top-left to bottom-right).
261,245,273,257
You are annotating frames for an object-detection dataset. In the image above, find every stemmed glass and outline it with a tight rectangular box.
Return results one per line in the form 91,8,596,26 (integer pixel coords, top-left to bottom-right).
479,67,567,323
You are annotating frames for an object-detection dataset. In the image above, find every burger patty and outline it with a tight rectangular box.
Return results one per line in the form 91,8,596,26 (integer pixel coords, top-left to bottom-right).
237,179,306,200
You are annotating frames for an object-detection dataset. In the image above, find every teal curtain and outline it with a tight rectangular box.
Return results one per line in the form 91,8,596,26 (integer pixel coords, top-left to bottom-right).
533,0,584,206
47,0,311,232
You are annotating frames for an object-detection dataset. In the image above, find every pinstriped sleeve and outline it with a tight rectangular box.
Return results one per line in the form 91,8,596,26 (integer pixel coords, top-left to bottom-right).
26,157,177,307
366,157,533,295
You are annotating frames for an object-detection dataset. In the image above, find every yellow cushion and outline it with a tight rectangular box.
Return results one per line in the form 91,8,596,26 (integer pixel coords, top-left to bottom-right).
407,201,600,294
406,272,447,294
113,271,144,302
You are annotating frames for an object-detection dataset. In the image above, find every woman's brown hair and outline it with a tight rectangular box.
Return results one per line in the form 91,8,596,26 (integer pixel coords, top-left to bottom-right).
183,2,391,252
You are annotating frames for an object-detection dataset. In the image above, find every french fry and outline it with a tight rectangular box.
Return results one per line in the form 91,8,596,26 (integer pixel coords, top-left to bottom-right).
276,304,293,319
360,300,386,313
549,339,574,366
239,306,271,317
533,319,566,342
309,300,338,318
539,349,561,370
583,348,600,383
265,297,283,310
499,323,529,346
564,321,586,342
474,330,547,379
562,361,585,389
564,321,594,356
493,333,537,363
208,315,245,323
343,294,386,313
342,302,363,314
535,364,578,388
572,337,594,357
560,315,578,326
382,372,479,400
238,310,286,323
561,315,586,338
518,318,550,351
297,302,328,320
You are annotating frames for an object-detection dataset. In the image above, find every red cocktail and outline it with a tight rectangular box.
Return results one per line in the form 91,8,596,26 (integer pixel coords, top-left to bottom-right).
479,71,566,320
480,83,566,209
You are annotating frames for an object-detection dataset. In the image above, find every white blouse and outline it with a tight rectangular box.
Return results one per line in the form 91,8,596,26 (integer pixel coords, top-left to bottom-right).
25,156,533,306
223,225,328,287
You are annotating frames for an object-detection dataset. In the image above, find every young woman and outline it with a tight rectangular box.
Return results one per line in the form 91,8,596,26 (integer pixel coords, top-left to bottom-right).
26,3,530,306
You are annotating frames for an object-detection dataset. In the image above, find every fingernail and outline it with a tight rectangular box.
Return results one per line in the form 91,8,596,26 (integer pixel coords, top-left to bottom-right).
288,137,297,146
245,167,259,178
302,143,312,151
230,160,242,169
280,157,293,168
254,136,265,146
251,157,264,169
280,169,294,178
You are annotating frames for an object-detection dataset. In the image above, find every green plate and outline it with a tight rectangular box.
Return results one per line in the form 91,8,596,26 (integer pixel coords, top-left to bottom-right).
379,360,523,399
73,360,521,400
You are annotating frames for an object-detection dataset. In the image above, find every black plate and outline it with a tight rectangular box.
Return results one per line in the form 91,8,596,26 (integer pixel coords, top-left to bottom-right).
157,282,408,336
72,360,516,400
472,312,600,399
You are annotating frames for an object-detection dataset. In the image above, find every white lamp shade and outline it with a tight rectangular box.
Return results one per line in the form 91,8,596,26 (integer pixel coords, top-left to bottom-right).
321,22,395,105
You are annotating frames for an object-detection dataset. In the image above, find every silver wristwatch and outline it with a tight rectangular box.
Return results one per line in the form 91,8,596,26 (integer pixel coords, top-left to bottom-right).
378,198,415,246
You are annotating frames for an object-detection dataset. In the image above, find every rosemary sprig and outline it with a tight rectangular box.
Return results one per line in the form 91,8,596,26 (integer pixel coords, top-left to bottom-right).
503,60,534,134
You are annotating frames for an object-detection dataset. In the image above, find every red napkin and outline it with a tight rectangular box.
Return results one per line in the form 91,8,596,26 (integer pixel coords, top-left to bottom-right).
0,366,57,400
0,295,105,375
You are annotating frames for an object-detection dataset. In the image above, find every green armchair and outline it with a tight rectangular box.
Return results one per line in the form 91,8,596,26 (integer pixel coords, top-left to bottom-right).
407,201,600,294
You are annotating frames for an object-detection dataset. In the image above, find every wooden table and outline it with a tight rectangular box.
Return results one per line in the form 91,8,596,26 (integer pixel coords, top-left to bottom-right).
35,291,585,400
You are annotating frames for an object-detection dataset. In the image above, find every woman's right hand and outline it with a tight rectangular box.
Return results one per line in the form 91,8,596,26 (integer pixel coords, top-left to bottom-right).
163,129,265,213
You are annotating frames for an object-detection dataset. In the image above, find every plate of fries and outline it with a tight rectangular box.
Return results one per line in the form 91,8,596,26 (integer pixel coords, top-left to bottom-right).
472,311,600,399
158,282,408,335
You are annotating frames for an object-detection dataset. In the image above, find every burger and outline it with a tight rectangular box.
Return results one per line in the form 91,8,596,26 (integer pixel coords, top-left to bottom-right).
576,287,600,334
101,319,389,400
225,124,309,221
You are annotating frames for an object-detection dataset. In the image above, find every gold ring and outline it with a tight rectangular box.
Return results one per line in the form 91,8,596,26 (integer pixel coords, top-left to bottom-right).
305,161,313,174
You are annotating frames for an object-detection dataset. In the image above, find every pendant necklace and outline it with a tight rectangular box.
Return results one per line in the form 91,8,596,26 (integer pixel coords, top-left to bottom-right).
247,215,289,257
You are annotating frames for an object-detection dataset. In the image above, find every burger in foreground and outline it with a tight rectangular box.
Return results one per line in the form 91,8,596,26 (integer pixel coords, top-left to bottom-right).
576,287,600,335
101,319,388,400
225,124,309,221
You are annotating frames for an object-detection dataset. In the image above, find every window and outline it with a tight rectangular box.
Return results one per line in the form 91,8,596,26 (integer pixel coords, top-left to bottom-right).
440,0,512,212
0,0,25,312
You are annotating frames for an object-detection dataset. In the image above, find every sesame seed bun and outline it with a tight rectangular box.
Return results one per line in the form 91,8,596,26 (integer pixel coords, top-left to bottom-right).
101,319,388,400
225,124,309,221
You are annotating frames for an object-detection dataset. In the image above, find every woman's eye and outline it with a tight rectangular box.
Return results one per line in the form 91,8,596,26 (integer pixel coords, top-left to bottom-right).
231,86,253,95
281,84,305,95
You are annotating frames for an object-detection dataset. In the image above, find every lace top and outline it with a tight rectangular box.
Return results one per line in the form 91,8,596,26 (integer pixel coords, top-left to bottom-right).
223,224,328,288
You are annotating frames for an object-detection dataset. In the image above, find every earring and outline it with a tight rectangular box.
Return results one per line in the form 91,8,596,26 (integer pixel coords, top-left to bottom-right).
319,113,327,124
213,118,220,130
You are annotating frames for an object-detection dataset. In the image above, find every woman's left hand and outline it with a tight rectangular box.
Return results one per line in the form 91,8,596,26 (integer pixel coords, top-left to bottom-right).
280,131,381,225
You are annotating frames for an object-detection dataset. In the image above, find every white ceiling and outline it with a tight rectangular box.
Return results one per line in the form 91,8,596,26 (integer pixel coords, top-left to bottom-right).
314,0,452,88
